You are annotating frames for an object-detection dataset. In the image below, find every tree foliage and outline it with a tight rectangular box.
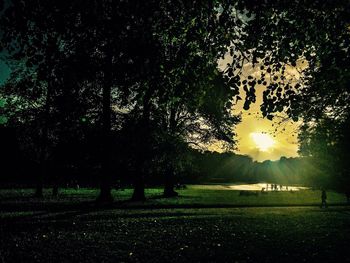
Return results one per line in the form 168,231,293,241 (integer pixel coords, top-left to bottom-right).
0,0,247,199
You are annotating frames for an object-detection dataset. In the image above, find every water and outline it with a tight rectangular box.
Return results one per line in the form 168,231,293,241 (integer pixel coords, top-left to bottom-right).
190,183,308,191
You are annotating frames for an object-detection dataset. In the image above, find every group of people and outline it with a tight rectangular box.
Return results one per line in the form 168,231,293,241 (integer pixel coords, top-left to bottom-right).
262,184,289,192
267,184,288,191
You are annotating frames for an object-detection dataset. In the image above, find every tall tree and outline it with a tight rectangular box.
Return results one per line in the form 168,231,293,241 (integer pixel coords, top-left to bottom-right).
125,0,245,200
299,113,350,196
0,0,134,201
0,1,83,197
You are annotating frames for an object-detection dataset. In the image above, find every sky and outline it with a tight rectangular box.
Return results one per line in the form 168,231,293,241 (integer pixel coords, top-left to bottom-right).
0,59,10,124
217,55,304,162
0,60,10,85
208,89,300,162
232,90,300,162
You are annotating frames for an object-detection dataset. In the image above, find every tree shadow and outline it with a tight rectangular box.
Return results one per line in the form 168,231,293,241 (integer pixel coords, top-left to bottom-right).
0,200,206,228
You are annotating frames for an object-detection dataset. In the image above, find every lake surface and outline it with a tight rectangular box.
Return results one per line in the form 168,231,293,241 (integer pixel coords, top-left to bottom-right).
189,183,308,191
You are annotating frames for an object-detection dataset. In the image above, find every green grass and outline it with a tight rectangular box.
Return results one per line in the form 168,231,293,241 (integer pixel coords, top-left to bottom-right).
0,186,347,208
0,186,350,262
1,206,350,262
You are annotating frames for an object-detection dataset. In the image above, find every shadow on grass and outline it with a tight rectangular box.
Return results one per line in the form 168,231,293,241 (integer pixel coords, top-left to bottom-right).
0,199,210,227
1,190,350,227
0,192,197,214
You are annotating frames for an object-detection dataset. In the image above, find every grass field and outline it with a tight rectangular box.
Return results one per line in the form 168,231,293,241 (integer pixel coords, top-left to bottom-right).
1,187,350,262
0,185,348,209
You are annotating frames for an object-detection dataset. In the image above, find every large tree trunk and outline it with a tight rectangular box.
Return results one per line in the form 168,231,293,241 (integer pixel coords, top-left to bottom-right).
52,184,59,197
163,168,178,198
163,106,178,198
51,162,60,197
97,83,113,203
34,158,45,198
97,54,113,204
131,175,146,201
34,82,51,198
34,169,44,198
164,183,178,197
346,191,350,204
131,89,152,201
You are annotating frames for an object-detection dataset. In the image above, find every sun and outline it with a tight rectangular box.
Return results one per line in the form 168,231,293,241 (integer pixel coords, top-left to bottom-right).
250,132,275,152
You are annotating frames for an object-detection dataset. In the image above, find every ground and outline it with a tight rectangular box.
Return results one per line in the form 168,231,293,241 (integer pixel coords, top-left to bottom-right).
0,187,349,262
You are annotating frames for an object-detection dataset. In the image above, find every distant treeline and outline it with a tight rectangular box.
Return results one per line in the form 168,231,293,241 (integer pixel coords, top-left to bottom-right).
187,151,306,185
1,126,313,188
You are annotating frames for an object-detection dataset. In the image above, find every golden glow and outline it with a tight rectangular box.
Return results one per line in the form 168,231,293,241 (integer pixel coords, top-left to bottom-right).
250,132,275,152
216,53,306,161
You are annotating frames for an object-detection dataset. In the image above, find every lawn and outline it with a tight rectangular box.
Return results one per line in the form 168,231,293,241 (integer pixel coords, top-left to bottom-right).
0,187,349,262
0,185,348,209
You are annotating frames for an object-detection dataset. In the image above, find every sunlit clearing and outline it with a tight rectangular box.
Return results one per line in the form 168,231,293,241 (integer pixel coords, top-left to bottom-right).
251,132,275,152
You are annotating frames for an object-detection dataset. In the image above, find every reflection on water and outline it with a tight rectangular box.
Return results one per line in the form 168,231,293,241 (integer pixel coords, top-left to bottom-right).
190,183,308,191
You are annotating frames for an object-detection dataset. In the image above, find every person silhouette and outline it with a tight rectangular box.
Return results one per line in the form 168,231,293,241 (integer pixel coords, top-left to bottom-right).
321,189,327,208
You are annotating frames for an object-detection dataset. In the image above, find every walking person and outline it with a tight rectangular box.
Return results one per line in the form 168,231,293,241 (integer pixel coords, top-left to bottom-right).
321,189,328,208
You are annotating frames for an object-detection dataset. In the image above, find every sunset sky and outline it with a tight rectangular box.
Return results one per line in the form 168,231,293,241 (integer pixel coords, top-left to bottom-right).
218,56,305,162
232,90,300,162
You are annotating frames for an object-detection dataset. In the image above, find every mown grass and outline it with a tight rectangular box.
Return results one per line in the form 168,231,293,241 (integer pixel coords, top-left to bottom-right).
0,186,349,262
1,206,350,262
0,185,348,208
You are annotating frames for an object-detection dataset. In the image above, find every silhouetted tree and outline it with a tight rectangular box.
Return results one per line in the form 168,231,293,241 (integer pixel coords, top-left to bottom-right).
0,1,92,197
299,113,350,196
231,0,350,120
125,1,245,199
0,0,137,202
